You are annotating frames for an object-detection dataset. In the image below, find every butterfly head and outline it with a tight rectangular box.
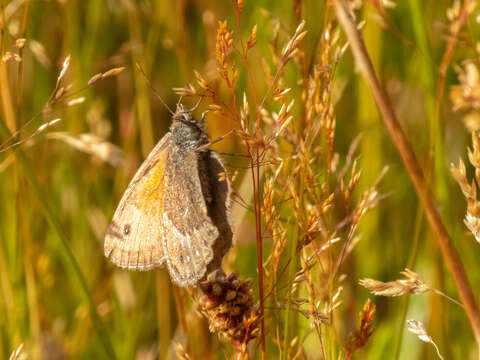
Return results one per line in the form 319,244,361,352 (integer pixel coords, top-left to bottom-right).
171,104,209,149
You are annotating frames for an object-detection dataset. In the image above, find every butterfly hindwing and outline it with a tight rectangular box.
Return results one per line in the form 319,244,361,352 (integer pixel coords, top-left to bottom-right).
104,133,171,270
204,152,233,273
161,147,219,286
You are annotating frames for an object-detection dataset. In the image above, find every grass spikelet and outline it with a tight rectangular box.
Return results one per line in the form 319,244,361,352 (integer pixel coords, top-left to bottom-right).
101,67,126,79
8,343,24,360
359,269,429,297
451,133,480,243
216,20,234,79
360,269,463,306
0,118,61,153
345,299,376,360
406,320,444,360
57,54,71,84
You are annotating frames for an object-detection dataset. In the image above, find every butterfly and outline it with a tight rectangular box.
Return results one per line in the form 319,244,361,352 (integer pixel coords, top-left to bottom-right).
104,104,233,287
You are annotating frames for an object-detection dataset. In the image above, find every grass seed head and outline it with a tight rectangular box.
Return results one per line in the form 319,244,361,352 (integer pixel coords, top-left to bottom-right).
345,299,376,357
359,269,429,297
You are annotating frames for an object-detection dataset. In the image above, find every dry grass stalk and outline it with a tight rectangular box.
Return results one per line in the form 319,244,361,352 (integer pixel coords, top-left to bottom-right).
450,61,480,132
173,342,192,360
46,132,124,167
344,299,376,360
406,319,444,360
0,55,125,155
167,3,385,357
49,59,124,107
216,20,235,86
333,0,480,347
196,12,311,357
250,7,388,357
360,269,463,307
359,269,429,297
450,61,480,243
66,97,86,106
450,62,480,113
1,0,480,358
8,343,24,360
281,20,306,61
334,167,388,276
451,141,480,243
88,67,126,86
249,7,388,357
0,118,61,153
436,0,477,124
57,54,70,84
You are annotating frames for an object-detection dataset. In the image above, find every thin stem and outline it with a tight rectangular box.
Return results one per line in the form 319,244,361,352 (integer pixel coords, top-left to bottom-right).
393,1,439,357
333,0,480,352
394,206,423,360
246,142,265,358
431,340,445,360
0,32,116,356
16,0,31,113
0,123,117,360
0,0,16,133
229,2,266,357
431,289,464,308
282,178,303,360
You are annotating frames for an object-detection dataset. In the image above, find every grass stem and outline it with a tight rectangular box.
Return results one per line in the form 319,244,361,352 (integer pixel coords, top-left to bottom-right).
333,0,480,353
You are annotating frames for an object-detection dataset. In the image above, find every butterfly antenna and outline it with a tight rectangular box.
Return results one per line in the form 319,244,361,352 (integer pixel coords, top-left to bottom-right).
176,96,184,108
201,109,210,126
188,97,203,112
135,62,174,115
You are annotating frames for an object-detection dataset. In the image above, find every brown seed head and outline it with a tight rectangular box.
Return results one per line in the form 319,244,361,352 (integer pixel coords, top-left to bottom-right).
345,299,376,356
195,270,259,344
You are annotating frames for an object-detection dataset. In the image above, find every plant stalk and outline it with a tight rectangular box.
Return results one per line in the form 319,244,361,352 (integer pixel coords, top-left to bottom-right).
333,0,480,353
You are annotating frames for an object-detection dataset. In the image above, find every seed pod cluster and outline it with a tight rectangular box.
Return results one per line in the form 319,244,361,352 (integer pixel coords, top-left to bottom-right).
197,271,259,343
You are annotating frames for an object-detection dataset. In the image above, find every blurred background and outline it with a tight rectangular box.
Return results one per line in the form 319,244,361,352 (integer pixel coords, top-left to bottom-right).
0,0,480,359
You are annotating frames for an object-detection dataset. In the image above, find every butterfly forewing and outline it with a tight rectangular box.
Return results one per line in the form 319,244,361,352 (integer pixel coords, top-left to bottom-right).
104,133,171,270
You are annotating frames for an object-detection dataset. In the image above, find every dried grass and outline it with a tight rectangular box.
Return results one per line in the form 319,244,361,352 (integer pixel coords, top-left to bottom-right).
2,0,480,359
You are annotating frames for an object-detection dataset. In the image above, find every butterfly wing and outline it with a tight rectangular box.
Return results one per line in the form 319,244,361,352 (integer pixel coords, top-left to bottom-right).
104,133,171,270
204,152,233,274
161,148,219,286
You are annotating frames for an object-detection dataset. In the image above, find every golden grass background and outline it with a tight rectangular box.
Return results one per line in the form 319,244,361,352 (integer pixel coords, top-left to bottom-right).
1,0,480,359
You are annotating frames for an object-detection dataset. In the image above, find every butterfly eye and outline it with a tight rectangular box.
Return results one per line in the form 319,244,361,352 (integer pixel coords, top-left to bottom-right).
176,113,191,125
185,113,198,124
178,113,202,131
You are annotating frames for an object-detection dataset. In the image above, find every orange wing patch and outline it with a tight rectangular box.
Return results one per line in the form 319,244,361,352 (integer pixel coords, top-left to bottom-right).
139,149,168,214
